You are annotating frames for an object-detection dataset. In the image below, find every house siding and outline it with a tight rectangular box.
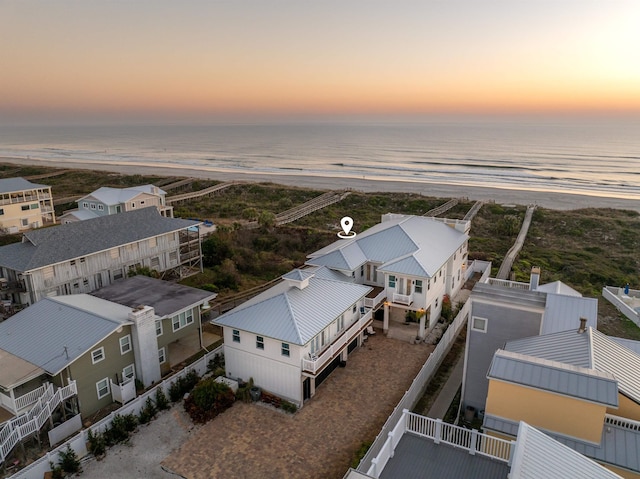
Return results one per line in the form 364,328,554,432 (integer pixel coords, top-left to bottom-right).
463,299,544,411
156,306,202,366
0,184,55,232
607,393,640,422
68,326,136,417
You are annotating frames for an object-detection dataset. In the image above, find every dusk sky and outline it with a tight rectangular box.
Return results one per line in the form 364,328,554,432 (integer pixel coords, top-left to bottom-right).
2,1,640,122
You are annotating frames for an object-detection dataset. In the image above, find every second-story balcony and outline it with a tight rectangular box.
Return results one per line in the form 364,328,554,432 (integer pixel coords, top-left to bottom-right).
392,292,413,306
302,308,373,376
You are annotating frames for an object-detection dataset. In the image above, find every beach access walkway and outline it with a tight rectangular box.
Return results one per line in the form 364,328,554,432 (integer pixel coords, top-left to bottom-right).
496,205,536,279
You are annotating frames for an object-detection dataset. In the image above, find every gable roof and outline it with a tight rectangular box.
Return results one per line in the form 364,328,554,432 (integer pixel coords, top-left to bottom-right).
80,185,166,205
59,209,100,221
0,295,133,378
90,275,216,317
509,421,623,479
0,177,48,194
504,327,640,404
536,280,582,297
307,215,467,277
214,267,371,345
488,349,619,407
0,207,198,272
541,293,597,335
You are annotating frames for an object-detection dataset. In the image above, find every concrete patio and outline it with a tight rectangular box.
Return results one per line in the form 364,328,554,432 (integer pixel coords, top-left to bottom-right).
162,332,434,479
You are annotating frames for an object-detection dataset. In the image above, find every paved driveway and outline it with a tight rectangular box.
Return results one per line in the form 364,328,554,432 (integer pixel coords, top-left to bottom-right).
162,334,433,479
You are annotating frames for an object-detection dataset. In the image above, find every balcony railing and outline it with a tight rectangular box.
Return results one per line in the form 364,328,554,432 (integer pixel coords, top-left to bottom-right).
392,292,413,305
366,410,514,478
485,278,530,290
364,289,387,309
302,309,373,375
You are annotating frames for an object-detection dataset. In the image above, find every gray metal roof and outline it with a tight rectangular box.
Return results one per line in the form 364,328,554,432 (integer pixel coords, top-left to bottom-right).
214,269,371,345
0,207,198,272
282,269,315,282
90,275,216,317
59,209,100,221
510,421,623,479
0,177,48,194
0,295,133,377
505,330,593,368
379,432,509,479
483,414,521,437
541,293,598,335
307,215,467,277
488,349,619,407
612,337,640,356
537,281,582,297
81,185,166,205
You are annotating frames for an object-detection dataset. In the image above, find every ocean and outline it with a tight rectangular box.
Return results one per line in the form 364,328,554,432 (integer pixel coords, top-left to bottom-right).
1,117,639,200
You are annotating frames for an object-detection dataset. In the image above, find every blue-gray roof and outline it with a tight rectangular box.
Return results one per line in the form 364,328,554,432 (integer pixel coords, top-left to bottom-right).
81,185,166,205
488,349,619,407
509,421,624,479
0,295,132,377
0,207,198,272
0,177,48,194
541,293,597,335
505,330,593,368
60,209,100,221
214,268,371,345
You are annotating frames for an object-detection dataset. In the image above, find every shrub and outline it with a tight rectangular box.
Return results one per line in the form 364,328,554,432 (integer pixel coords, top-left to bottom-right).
49,462,64,479
155,387,170,411
87,429,106,458
104,414,131,445
139,397,157,424
122,413,138,432
235,377,254,403
169,370,201,402
280,400,298,414
58,445,82,475
207,353,225,374
184,378,235,423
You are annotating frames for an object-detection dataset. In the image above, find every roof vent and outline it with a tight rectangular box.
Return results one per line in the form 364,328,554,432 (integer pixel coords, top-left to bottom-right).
578,317,587,334
529,267,540,291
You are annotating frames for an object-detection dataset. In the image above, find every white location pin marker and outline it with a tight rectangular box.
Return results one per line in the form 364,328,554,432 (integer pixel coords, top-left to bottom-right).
338,216,356,238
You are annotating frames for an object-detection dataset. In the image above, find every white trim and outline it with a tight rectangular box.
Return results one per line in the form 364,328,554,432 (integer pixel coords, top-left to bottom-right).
172,308,194,332
158,347,166,364
119,334,132,354
471,316,488,333
91,346,105,364
122,363,135,381
155,319,163,337
96,377,110,399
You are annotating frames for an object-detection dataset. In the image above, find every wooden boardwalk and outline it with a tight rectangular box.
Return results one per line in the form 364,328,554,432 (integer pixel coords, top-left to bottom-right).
496,205,536,280
424,198,458,217
53,195,83,206
25,170,73,180
161,178,196,191
463,200,484,221
166,182,237,204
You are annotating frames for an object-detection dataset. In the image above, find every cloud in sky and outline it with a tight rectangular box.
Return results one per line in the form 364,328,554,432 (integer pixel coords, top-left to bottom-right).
2,0,640,121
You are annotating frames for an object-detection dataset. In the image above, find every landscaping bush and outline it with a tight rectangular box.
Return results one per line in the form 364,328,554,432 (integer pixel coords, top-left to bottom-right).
155,387,171,411
280,400,298,414
184,378,235,423
139,397,158,424
169,370,201,402
104,414,132,445
87,429,106,459
58,445,82,475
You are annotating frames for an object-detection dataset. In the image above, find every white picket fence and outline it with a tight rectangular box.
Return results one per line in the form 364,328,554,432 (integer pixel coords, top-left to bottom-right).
357,300,470,473
9,346,223,479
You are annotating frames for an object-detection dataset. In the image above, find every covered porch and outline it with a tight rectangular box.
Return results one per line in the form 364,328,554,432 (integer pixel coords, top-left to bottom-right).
166,322,222,369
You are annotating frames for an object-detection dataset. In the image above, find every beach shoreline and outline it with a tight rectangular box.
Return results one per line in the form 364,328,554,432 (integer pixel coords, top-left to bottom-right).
2,156,639,212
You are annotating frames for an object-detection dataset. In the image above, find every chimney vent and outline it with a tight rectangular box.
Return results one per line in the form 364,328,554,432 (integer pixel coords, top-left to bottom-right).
529,267,541,291
578,317,587,334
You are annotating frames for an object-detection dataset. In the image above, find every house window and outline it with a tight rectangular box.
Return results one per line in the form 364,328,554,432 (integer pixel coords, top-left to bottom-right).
360,265,364,277
172,309,194,332
232,329,240,343
140,200,145,205
158,347,166,364
155,320,163,337
80,257,85,263
70,260,76,266
337,315,344,331
110,248,119,259
122,364,135,381
21,205,30,211
112,269,124,280
131,202,136,208
96,378,110,399
472,316,488,333
82,202,89,208
415,280,423,293
83,278,89,286
119,334,132,354
281,343,290,357
427,279,430,290
169,251,178,263
439,270,442,277
435,298,439,308
352,304,357,314
388,275,396,288
91,347,105,364
90,203,97,210
21,218,29,226
256,336,264,350
43,266,54,279
151,257,160,268
0,209,4,215
98,204,104,211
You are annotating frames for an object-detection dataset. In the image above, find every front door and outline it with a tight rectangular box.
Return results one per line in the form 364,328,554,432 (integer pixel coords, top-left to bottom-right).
303,378,311,400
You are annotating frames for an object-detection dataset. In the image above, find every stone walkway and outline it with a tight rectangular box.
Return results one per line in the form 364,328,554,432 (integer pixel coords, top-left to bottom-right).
162,333,434,479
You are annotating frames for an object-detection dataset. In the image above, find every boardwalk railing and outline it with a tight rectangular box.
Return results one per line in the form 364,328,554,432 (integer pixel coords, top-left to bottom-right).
357,300,470,474
1,382,77,465
166,181,237,204
496,205,535,280
463,201,484,221
365,411,514,478
9,346,223,479
424,198,458,217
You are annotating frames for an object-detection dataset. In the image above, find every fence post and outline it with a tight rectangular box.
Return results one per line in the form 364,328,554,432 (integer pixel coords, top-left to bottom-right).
434,419,442,444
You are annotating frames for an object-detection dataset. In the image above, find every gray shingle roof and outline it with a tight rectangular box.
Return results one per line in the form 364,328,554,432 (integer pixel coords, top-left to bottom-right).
90,275,216,317
510,421,623,479
0,295,132,377
0,177,48,194
488,349,619,407
214,268,371,345
0,207,198,272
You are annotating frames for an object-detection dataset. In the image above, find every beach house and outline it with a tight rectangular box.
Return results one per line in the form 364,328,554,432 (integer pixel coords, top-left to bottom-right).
0,207,201,309
461,267,598,413
306,213,469,340
480,326,640,477
215,266,373,406
0,177,55,233
59,184,173,223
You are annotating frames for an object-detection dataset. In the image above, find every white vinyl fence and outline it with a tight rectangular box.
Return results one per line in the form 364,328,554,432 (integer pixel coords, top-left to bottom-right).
9,346,223,479
357,301,470,474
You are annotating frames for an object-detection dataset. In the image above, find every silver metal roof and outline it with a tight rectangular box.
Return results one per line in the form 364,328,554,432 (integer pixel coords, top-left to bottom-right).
488,349,619,407
509,421,623,479
80,185,166,205
0,177,48,194
59,209,100,221
0,295,133,377
541,293,598,335
90,275,216,317
505,330,593,368
611,337,640,356
0,207,198,272
536,281,582,297
378,254,429,278
281,269,315,281
214,269,371,345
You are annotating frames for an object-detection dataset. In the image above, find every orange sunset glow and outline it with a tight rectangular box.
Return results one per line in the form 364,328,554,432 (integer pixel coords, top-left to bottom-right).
1,1,640,122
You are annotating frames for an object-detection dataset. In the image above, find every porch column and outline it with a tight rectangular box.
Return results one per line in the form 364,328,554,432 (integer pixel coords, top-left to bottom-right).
383,303,390,334
418,312,426,340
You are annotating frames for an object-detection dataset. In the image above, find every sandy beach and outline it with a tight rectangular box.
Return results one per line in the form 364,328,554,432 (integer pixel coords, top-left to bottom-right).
3,156,639,212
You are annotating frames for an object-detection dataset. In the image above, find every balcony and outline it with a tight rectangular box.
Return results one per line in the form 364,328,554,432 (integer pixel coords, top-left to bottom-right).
302,309,373,376
485,278,530,290
364,287,386,309
392,292,413,306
